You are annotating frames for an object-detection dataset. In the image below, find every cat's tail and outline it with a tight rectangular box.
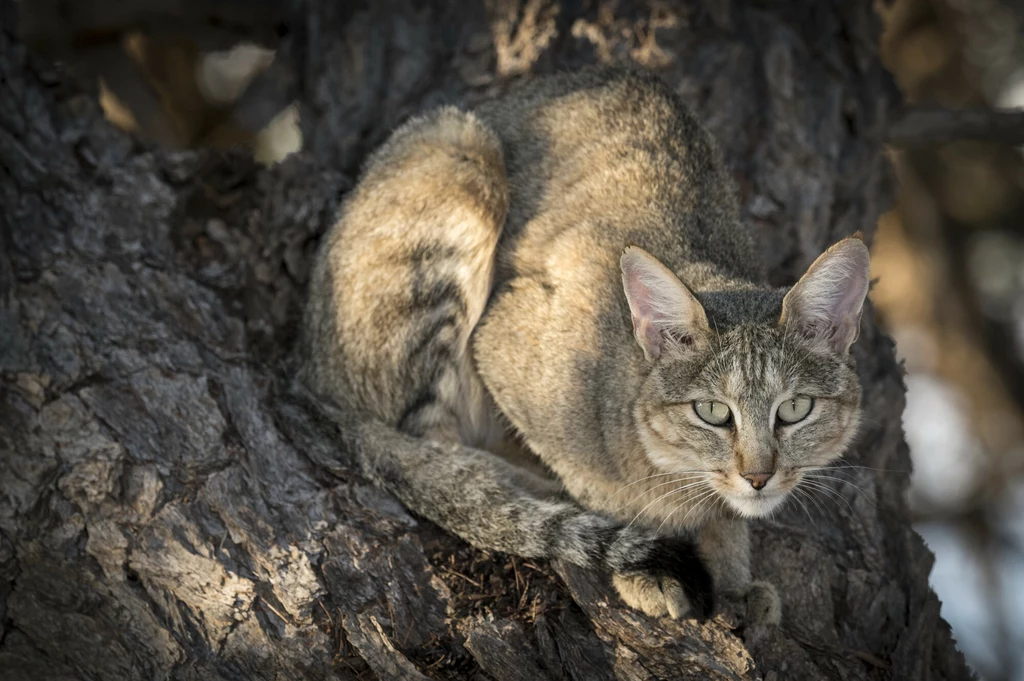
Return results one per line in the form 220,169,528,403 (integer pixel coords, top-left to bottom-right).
295,383,714,619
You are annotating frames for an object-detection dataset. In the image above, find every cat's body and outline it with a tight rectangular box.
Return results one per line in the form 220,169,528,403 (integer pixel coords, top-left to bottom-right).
300,68,868,624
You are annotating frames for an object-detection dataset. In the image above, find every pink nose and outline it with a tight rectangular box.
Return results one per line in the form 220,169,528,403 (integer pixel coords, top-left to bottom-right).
742,472,774,490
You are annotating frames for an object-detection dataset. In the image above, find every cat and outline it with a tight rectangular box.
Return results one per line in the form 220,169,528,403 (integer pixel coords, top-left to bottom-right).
298,67,869,625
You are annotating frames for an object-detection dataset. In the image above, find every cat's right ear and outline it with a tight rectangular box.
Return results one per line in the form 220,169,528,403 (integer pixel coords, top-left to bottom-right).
621,246,709,361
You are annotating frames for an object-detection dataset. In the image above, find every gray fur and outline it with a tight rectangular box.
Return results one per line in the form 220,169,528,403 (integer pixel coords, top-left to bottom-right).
298,67,869,624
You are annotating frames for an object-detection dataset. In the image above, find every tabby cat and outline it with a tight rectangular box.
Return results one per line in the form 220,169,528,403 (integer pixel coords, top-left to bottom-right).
299,67,869,625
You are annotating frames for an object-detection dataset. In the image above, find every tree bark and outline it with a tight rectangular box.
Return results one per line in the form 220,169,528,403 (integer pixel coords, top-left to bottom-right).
0,1,974,680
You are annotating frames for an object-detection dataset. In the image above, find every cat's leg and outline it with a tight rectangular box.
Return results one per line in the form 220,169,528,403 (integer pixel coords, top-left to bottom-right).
697,517,781,629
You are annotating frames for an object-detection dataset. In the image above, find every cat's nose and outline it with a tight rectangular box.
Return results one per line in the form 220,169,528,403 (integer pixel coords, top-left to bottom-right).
742,472,774,490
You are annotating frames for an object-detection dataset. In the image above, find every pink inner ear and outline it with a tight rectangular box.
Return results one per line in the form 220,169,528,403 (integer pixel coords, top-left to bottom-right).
632,314,663,359
622,247,710,359
624,273,665,358
627,276,655,318
628,273,674,327
834,277,867,322
783,241,870,353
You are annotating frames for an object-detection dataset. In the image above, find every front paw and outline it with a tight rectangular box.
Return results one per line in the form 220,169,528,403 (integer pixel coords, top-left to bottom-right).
744,580,781,627
716,580,782,637
613,572,694,620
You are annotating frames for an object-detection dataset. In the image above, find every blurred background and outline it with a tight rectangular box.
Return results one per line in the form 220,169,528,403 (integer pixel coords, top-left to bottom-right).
15,0,1024,678
875,1,1024,679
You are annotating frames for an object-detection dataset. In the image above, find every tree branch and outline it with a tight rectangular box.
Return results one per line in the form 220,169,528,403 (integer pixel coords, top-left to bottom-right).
885,106,1024,147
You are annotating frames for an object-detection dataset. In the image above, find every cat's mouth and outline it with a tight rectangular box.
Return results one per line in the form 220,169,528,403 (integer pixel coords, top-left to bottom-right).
723,490,788,518
712,474,794,518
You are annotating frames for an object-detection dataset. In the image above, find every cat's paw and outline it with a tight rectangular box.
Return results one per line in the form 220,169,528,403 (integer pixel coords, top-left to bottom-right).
609,533,713,619
717,580,783,645
744,580,781,628
613,573,694,619
715,580,781,637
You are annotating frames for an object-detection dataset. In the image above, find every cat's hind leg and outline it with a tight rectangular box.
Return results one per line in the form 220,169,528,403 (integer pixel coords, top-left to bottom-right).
303,106,507,448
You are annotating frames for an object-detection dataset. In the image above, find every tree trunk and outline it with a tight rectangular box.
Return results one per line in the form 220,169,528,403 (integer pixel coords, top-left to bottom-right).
0,1,974,679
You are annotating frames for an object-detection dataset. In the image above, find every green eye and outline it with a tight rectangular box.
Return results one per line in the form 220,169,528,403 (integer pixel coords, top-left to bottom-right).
777,396,814,424
693,400,732,426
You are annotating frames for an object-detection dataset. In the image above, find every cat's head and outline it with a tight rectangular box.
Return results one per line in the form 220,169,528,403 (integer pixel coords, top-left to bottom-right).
621,238,869,519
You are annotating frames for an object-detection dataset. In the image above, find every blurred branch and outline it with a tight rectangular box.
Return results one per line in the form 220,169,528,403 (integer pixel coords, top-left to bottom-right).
886,106,1024,147
18,0,290,55
16,0,301,150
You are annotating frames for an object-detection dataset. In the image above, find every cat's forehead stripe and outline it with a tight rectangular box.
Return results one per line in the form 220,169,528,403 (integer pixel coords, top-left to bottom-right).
708,326,790,396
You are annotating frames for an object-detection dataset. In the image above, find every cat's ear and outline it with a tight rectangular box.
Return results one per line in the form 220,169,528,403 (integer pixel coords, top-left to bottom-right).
621,246,709,361
779,237,870,355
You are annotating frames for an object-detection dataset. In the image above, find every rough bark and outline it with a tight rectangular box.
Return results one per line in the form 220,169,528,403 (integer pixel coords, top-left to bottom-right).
0,1,974,680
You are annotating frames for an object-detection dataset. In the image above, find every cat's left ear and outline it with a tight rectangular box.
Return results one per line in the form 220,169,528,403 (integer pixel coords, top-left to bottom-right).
779,237,870,355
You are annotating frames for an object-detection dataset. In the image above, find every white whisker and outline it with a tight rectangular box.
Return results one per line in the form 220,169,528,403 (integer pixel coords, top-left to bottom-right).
692,493,722,527
611,474,708,512
788,487,816,527
794,481,834,520
621,480,711,532
804,485,831,519
799,463,909,475
679,488,719,527
800,479,856,517
655,484,713,534
803,473,878,509
606,471,703,502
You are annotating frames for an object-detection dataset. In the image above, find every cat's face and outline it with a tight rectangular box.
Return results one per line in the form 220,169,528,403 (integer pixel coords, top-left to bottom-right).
635,325,861,518
621,238,869,519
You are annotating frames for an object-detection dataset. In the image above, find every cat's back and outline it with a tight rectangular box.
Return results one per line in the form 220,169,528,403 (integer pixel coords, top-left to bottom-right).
474,67,761,285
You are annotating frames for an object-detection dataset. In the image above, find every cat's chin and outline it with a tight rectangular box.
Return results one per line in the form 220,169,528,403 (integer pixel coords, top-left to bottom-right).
723,492,788,518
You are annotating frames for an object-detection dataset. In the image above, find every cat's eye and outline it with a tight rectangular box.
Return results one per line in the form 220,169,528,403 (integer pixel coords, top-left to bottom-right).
693,400,732,427
777,396,814,425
